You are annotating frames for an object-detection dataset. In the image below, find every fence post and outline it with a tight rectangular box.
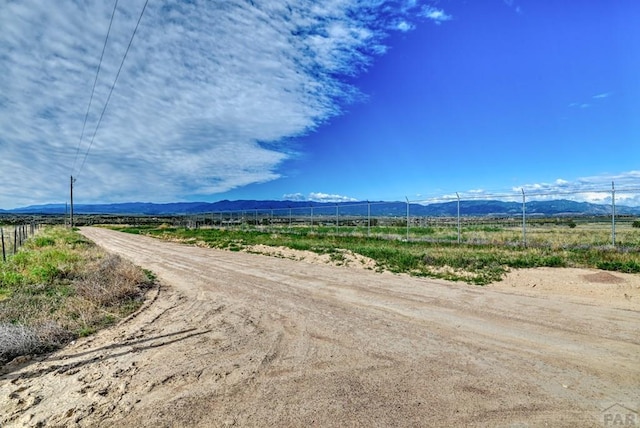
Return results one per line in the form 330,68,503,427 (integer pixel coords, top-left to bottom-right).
405,197,410,242
367,201,371,237
456,192,461,244
1,228,5,262
335,205,339,234
521,188,526,247
310,206,314,231
611,181,616,246
14,228,18,254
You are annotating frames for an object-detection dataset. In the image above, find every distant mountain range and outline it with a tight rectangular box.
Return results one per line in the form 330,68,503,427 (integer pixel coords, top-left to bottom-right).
1,199,639,217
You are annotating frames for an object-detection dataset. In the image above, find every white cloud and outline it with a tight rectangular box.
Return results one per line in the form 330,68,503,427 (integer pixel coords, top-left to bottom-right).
309,192,358,203
568,102,590,109
511,172,640,206
414,172,640,206
0,0,425,208
283,193,306,201
397,21,413,32
421,6,452,24
281,192,358,203
568,91,611,111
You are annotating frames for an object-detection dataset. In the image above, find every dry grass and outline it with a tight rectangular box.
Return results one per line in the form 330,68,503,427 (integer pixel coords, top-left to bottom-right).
76,254,148,308
0,322,71,365
0,227,154,365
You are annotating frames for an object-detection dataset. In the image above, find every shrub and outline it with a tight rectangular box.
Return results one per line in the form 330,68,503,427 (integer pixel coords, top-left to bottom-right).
0,324,43,364
632,220,640,228
597,259,640,273
0,322,70,365
75,254,149,308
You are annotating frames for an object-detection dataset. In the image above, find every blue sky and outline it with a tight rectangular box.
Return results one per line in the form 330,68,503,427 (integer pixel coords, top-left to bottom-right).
1,0,639,209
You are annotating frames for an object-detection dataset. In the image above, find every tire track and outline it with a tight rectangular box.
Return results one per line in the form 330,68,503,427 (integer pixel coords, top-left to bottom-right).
1,227,638,427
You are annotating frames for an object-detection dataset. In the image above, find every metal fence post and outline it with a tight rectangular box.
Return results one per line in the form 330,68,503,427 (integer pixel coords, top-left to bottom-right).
367,200,371,237
611,181,616,246
405,197,410,242
521,188,526,247
456,192,461,244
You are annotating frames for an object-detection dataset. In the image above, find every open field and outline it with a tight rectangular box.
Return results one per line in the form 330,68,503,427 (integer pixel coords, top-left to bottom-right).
110,223,640,284
193,220,640,248
1,227,638,427
4,211,640,247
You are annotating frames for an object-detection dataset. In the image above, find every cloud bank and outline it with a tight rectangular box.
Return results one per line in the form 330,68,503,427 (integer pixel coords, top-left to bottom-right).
0,0,433,208
415,172,640,206
283,192,358,203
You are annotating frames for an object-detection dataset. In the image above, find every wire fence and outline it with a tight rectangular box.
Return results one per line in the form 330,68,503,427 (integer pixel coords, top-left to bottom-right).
0,224,40,262
176,185,640,249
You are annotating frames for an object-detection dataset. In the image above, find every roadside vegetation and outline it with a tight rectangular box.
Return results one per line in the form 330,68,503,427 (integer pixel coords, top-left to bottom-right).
111,225,640,285
0,226,154,366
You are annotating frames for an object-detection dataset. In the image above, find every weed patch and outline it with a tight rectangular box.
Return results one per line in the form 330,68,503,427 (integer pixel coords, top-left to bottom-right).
0,227,154,365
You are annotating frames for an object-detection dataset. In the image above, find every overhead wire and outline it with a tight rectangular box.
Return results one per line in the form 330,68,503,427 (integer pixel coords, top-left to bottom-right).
71,0,119,176
76,0,150,178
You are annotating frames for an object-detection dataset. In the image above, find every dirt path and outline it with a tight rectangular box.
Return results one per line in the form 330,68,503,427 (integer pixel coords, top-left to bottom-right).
1,227,639,427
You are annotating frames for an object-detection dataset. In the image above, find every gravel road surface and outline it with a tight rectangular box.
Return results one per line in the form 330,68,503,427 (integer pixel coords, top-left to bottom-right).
1,227,638,427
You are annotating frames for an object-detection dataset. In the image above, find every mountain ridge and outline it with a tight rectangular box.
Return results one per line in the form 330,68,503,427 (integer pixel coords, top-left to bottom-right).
2,199,638,217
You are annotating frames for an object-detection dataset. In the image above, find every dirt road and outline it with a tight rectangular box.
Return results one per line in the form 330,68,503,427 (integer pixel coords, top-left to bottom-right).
2,227,639,427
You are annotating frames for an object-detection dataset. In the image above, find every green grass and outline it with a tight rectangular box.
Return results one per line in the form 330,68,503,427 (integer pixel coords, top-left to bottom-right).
0,226,155,365
108,225,640,286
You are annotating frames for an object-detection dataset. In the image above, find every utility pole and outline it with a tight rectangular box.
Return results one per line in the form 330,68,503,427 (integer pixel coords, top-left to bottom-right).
70,175,76,228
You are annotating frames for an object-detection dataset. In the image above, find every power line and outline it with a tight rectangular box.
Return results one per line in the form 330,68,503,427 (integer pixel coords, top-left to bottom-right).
76,0,150,178
71,0,119,176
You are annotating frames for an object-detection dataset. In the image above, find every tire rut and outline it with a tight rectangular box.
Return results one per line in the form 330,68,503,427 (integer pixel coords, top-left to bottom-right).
1,227,638,427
